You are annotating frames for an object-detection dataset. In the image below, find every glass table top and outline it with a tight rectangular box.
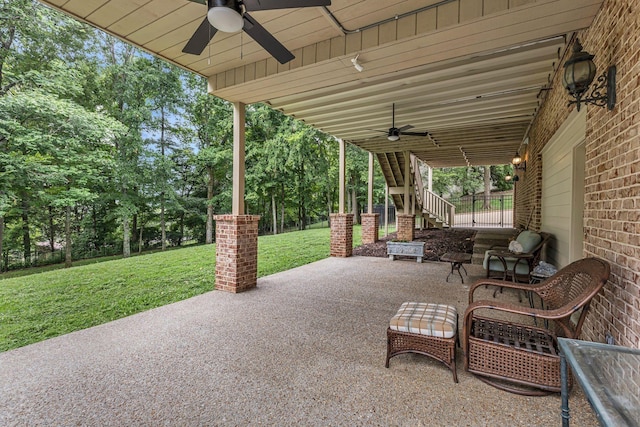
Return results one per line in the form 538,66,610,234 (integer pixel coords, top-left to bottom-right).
558,338,640,427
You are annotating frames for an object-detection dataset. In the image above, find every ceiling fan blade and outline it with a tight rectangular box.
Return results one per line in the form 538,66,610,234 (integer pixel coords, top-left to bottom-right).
183,17,218,55
398,124,414,132
400,131,429,137
243,0,331,11
242,13,294,64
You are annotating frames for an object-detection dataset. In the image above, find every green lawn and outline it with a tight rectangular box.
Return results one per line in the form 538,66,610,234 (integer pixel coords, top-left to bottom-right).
0,226,362,352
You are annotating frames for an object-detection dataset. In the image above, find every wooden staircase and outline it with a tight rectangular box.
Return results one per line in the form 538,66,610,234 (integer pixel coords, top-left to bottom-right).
376,152,455,229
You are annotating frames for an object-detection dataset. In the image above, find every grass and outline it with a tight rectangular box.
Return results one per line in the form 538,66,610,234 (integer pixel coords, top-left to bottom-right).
0,226,362,352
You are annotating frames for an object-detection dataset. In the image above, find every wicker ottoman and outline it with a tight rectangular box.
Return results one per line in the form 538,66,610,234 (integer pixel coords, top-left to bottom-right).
386,302,459,383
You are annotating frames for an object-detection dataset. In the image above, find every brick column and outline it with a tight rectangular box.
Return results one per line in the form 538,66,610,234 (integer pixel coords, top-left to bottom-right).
397,214,416,242
361,213,379,244
330,213,353,257
214,215,260,293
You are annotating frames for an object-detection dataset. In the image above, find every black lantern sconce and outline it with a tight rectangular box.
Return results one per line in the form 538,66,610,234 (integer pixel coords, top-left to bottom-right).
563,39,616,111
512,152,526,172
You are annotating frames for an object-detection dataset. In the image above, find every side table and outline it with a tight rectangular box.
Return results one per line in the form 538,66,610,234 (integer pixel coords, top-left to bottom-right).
440,252,472,283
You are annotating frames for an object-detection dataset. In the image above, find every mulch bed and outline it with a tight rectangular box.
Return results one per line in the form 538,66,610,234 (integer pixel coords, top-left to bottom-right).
353,228,477,261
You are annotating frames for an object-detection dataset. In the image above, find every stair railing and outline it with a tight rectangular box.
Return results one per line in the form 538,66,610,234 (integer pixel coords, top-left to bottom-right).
423,189,456,227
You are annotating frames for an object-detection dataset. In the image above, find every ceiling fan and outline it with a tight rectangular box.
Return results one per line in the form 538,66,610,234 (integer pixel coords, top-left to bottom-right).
373,104,429,141
183,0,331,64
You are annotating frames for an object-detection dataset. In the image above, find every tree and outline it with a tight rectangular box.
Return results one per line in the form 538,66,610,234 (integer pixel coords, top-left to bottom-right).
96,36,154,257
483,165,491,209
145,58,184,250
0,89,124,267
184,74,232,243
0,0,89,268
345,144,370,224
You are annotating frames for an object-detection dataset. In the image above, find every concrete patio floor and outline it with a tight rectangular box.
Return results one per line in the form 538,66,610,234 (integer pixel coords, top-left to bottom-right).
0,256,598,426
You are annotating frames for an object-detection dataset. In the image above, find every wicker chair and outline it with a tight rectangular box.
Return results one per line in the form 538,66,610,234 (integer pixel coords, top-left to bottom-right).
463,257,610,395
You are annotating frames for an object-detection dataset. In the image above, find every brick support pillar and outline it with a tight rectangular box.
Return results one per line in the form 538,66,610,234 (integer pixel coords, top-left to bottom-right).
361,213,379,244
330,213,353,257
397,214,416,242
214,215,260,293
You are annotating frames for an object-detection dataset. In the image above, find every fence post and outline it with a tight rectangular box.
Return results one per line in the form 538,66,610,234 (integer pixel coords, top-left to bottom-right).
500,195,504,226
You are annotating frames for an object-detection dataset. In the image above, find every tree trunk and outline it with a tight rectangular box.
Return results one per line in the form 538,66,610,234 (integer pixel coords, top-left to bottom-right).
205,167,214,244
123,216,131,258
21,198,31,267
139,218,144,254
160,111,167,251
280,183,285,233
132,213,138,245
272,193,277,235
48,205,55,252
351,187,359,225
483,166,491,209
92,205,98,248
178,212,185,246
0,216,4,272
64,205,72,268
160,193,166,251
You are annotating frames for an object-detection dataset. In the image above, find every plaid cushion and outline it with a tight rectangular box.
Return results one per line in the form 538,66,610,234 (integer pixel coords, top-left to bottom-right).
389,302,458,338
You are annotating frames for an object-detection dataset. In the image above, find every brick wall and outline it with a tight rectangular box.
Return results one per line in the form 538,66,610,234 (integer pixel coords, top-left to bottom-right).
517,0,640,347
396,214,415,242
214,215,260,293
361,213,380,244
330,213,353,257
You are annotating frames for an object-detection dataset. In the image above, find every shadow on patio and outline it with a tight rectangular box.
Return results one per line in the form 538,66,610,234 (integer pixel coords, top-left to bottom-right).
0,257,598,426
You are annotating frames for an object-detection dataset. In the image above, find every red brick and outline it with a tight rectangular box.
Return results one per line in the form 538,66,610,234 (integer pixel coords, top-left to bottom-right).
214,215,260,293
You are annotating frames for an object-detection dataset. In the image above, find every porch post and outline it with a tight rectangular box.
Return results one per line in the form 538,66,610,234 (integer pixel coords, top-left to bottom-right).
214,102,259,293
385,183,389,237
232,102,245,216
404,150,410,215
398,150,415,241
362,152,379,244
331,139,353,257
339,138,345,214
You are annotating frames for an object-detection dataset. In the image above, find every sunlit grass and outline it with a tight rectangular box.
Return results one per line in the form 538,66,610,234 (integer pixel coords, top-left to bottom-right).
0,226,362,352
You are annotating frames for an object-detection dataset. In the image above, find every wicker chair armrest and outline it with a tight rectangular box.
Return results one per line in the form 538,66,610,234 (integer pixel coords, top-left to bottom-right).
468,278,544,303
488,244,509,250
464,299,550,322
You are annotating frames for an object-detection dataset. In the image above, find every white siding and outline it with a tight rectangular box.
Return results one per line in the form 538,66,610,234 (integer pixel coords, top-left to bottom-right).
541,108,586,268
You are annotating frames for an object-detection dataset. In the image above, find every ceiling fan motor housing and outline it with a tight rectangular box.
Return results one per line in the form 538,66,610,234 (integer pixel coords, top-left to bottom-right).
212,0,242,11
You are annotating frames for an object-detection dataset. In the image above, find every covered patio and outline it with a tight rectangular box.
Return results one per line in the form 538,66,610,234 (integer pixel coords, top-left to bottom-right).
22,0,640,422
0,257,599,425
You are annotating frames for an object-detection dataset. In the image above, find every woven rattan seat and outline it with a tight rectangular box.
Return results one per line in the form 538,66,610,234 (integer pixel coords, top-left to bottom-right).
463,257,610,395
386,302,459,383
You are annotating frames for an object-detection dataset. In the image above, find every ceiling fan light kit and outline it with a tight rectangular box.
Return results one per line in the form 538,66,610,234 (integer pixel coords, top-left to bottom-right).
208,2,244,33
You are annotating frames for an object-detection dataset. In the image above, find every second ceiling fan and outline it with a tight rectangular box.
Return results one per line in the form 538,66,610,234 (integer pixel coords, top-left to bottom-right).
373,104,429,141
183,0,331,64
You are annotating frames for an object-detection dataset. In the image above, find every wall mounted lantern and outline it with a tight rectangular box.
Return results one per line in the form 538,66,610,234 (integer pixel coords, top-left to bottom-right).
512,152,526,172
563,39,616,111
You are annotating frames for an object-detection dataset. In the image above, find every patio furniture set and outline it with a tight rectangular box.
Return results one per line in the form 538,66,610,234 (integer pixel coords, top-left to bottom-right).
385,229,612,398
